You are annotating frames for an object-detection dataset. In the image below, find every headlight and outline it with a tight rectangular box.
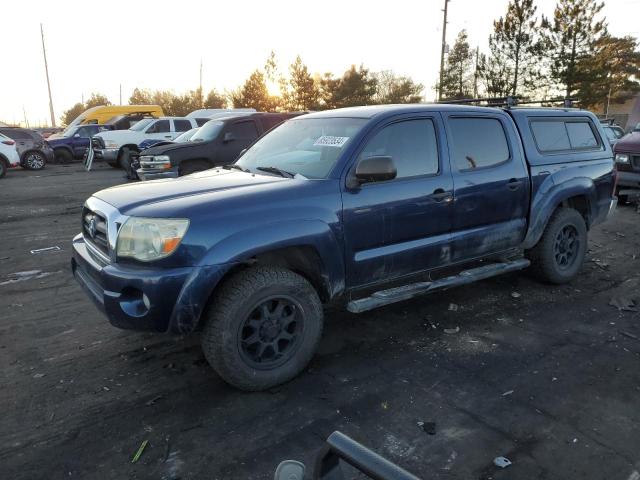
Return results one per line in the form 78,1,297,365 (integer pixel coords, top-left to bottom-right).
116,217,189,262
104,140,119,149
615,154,629,163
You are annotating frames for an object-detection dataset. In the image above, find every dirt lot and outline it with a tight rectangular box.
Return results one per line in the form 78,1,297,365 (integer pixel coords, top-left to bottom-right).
1,163,639,480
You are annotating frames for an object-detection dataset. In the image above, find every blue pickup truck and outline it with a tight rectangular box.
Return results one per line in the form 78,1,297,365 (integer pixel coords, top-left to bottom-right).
71,104,617,390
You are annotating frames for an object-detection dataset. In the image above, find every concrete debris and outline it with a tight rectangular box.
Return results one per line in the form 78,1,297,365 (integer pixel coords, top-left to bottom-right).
609,296,638,312
444,327,460,334
448,303,459,312
493,456,512,468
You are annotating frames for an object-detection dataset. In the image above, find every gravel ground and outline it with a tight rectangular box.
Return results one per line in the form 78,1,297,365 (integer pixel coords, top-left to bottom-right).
1,164,639,480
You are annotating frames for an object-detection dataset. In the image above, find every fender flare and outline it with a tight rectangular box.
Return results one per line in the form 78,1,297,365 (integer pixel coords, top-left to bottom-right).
523,176,597,249
200,219,346,299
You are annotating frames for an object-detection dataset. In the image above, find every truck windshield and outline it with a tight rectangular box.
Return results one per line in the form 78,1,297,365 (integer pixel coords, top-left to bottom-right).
236,117,366,179
190,121,224,142
130,118,154,131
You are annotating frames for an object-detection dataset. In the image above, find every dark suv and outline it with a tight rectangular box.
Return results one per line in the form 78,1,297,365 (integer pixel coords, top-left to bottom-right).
48,124,113,163
0,127,53,170
136,113,303,180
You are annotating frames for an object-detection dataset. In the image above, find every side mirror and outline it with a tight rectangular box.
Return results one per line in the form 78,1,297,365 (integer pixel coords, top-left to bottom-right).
73,133,80,138
223,132,236,143
350,156,396,187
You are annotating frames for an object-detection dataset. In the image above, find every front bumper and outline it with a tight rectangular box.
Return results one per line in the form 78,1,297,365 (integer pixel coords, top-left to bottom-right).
71,234,231,334
136,167,179,181
94,148,119,162
617,170,640,189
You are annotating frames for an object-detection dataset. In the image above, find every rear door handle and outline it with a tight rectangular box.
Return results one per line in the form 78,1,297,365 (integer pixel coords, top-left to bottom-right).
430,188,453,203
507,178,523,191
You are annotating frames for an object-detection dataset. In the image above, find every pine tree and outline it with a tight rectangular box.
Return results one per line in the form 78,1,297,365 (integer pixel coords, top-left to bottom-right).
204,89,227,109
440,30,474,99
230,70,277,111
281,56,321,111
542,0,607,98
576,34,640,111
321,65,378,109
490,0,544,96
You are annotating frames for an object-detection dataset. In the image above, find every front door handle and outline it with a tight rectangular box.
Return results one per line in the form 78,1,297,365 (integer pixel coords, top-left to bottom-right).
430,188,453,203
507,178,523,191
164,135,172,139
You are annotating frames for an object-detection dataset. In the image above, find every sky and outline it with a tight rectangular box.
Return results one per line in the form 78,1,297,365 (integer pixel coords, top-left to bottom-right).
2,0,639,126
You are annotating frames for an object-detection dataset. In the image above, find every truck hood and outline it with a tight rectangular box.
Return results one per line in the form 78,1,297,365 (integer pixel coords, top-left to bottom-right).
141,140,209,156
93,168,287,213
614,132,640,153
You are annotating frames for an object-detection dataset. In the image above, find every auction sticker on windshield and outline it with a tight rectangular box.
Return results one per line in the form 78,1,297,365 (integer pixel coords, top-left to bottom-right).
313,136,349,147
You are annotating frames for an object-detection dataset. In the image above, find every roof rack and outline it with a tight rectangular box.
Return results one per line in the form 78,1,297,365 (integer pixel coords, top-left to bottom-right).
436,96,578,109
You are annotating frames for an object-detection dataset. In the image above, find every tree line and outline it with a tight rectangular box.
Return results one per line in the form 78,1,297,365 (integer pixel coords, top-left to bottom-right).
440,0,640,110
60,0,639,125
60,59,423,125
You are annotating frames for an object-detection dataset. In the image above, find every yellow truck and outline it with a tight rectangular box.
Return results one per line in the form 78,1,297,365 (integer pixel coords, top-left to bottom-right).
66,105,164,128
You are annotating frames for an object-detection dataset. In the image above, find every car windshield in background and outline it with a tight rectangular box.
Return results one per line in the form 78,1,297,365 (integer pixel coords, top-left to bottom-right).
61,127,78,137
174,128,199,143
190,121,224,142
236,117,367,179
129,118,154,131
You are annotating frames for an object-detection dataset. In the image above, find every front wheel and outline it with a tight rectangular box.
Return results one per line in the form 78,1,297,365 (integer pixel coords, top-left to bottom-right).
0,160,6,178
526,207,587,284
22,151,46,170
55,149,73,164
201,266,324,391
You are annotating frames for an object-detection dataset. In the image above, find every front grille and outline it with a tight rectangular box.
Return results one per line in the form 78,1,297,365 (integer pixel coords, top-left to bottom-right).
82,207,109,257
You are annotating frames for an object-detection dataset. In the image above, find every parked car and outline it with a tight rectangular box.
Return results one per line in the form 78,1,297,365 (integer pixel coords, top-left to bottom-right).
0,132,21,178
0,127,53,170
92,117,208,168
601,123,625,146
104,114,156,131
137,112,303,180
47,124,113,163
613,130,640,202
72,104,616,391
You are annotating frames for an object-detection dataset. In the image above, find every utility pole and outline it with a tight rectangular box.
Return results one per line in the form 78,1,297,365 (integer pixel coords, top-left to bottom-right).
119,84,122,105
40,23,56,127
199,58,203,108
438,0,450,101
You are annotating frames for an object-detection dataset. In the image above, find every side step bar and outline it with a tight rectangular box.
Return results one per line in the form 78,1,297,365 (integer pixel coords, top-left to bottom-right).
347,258,530,313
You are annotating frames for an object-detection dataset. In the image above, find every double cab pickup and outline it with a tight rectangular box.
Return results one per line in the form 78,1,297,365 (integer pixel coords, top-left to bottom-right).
72,105,617,391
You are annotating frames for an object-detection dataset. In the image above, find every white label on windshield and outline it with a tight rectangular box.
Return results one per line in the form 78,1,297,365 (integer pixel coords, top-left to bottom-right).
313,136,349,147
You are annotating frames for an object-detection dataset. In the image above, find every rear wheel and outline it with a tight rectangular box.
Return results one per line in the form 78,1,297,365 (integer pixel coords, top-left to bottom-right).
201,266,324,391
0,159,6,178
22,151,46,170
527,207,587,284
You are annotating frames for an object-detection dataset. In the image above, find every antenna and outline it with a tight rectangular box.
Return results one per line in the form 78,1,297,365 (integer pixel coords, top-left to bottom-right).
41,23,56,127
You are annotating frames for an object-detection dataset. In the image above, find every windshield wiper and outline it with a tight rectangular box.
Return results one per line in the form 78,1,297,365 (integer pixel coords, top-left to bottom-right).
256,166,295,178
223,164,249,172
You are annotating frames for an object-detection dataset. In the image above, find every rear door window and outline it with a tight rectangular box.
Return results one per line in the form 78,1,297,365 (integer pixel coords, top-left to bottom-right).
174,119,192,132
449,117,510,170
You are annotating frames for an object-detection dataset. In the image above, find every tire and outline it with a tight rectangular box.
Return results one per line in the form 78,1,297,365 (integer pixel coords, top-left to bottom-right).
55,149,73,164
0,159,6,178
22,151,46,170
527,207,587,284
180,159,211,176
201,266,324,391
